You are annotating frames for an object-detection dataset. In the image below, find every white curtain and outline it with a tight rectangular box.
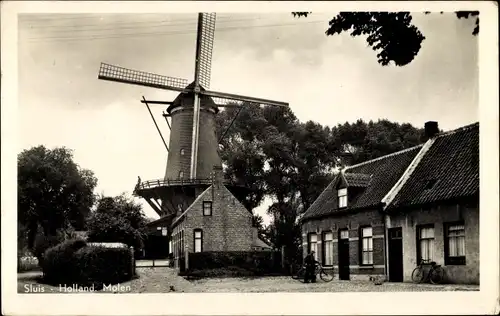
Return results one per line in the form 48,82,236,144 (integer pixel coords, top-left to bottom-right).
362,227,373,264
448,224,465,256
194,230,202,253
419,227,435,261
323,232,333,266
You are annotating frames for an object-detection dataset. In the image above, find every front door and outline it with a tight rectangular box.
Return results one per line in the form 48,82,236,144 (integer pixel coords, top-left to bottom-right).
338,229,350,280
388,227,404,282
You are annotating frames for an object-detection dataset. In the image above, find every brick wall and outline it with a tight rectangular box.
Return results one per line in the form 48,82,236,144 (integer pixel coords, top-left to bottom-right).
387,201,479,284
301,209,386,280
176,177,253,256
165,107,221,180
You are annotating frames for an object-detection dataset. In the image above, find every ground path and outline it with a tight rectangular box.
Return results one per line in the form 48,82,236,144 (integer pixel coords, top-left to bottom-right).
18,267,479,293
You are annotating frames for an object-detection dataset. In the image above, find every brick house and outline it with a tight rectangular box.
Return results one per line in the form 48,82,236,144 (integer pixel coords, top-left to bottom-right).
300,145,422,280
170,166,272,269
300,121,479,284
383,122,479,284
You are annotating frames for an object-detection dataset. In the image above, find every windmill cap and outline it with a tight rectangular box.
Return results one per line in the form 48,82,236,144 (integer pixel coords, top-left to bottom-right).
167,81,219,114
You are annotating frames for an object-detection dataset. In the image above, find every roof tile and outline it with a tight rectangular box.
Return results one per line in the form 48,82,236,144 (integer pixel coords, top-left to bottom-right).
302,145,422,220
388,123,479,209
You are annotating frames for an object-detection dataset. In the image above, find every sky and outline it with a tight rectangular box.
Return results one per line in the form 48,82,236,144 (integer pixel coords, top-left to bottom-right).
17,12,479,225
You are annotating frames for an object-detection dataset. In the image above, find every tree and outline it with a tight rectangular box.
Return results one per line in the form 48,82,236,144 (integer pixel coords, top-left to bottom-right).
18,145,98,249
251,214,267,239
333,119,425,165
86,194,148,250
216,104,425,263
292,11,479,66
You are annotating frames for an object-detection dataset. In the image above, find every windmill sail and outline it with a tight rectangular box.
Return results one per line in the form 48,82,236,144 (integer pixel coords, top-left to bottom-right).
190,13,217,179
194,13,216,89
98,63,188,92
203,90,289,108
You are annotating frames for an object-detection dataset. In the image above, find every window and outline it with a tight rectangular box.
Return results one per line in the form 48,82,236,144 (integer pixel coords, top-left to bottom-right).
180,148,185,156
339,229,349,239
338,188,347,208
178,171,184,179
445,222,466,265
322,232,333,266
361,227,373,265
418,225,435,263
308,233,318,260
203,201,212,216
194,229,203,253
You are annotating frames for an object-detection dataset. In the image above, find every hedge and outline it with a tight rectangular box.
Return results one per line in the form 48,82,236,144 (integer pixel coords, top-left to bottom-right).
42,239,88,284
42,241,134,289
32,234,64,267
74,246,134,289
187,251,282,276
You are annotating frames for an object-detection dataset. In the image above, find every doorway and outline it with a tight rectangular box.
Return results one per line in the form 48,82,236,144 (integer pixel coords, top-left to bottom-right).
338,229,350,280
388,227,404,282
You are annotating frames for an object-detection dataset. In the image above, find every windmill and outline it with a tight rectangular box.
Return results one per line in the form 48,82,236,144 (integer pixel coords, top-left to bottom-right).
97,13,288,225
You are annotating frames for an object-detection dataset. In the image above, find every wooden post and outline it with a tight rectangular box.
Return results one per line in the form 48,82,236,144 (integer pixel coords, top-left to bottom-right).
281,246,285,270
130,246,135,277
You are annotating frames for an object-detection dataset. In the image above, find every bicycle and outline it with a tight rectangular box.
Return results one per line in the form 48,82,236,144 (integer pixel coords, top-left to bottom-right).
411,259,445,284
291,262,334,282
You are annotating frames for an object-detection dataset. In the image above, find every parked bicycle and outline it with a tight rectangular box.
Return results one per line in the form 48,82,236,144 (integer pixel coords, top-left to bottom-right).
411,259,444,284
291,262,334,282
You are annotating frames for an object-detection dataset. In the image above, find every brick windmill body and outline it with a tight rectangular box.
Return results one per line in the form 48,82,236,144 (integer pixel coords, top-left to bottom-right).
98,13,288,259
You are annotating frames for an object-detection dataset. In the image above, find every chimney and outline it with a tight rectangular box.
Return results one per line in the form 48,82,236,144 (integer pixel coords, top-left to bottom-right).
212,165,224,187
424,121,439,139
252,227,258,242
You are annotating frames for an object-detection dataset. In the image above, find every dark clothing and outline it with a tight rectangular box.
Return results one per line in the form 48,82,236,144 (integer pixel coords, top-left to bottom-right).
304,254,317,283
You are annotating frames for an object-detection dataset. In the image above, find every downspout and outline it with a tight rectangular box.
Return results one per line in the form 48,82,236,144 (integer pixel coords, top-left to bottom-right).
381,202,388,280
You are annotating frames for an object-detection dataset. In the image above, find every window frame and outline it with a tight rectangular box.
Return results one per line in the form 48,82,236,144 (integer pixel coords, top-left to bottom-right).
416,224,435,264
202,201,212,216
322,231,334,267
338,187,348,208
307,233,318,260
444,221,466,266
360,226,373,266
193,229,203,253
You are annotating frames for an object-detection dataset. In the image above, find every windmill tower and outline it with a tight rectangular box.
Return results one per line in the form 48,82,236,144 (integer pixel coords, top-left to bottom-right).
98,13,288,243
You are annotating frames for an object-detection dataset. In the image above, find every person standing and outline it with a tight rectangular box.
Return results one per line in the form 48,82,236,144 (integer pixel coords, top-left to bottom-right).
304,250,317,283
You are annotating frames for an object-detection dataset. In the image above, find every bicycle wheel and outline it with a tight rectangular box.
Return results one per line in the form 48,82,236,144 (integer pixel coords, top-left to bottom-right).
292,267,305,281
429,266,444,284
411,266,425,283
320,269,334,282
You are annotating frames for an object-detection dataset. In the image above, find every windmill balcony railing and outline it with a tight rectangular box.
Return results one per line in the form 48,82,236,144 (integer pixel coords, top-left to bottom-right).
134,177,244,192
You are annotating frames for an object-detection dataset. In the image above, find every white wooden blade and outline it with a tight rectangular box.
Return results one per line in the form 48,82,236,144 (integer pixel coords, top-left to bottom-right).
201,89,289,107
190,93,201,179
98,63,189,92
194,13,216,89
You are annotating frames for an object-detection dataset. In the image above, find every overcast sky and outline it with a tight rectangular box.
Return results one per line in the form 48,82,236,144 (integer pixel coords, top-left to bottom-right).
18,12,478,224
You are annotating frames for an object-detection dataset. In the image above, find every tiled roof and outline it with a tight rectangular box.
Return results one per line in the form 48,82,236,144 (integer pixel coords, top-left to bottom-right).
344,173,372,187
388,123,479,209
252,238,273,249
302,145,422,220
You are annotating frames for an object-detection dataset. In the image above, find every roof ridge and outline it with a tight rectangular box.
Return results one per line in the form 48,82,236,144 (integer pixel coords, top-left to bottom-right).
381,137,436,208
172,185,212,227
436,122,479,138
345,144,424,171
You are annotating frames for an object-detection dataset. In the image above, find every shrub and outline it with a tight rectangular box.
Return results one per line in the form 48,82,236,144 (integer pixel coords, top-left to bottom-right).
32,234,64,267
73,246,134,289
42,238,88,284
17,255,40,272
